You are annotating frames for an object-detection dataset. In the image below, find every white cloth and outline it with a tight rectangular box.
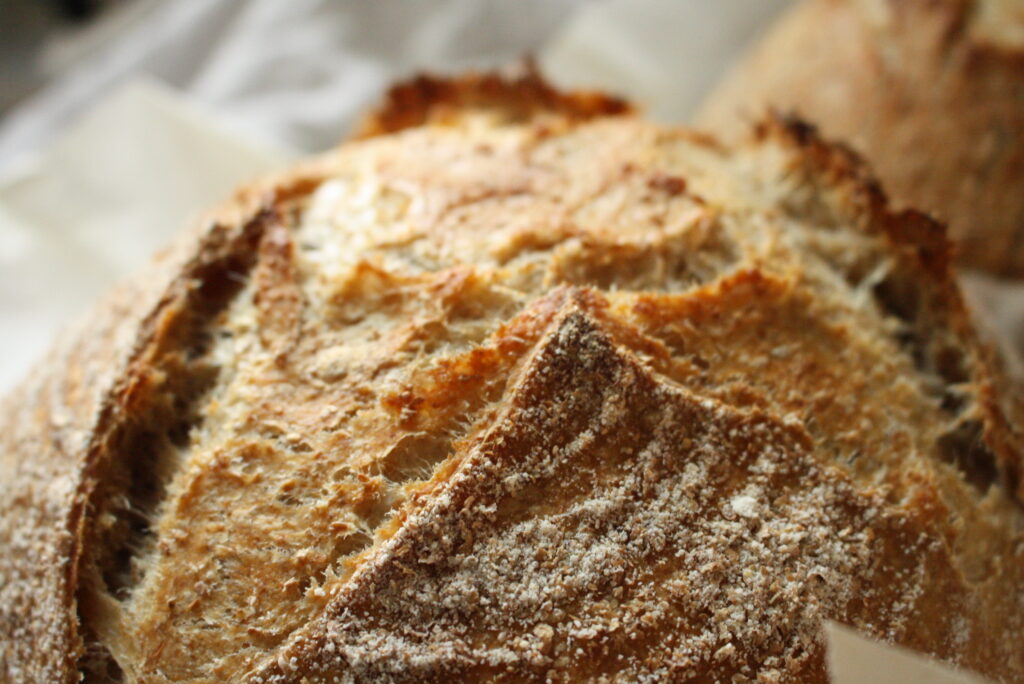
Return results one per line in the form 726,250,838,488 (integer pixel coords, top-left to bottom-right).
0,0,587,164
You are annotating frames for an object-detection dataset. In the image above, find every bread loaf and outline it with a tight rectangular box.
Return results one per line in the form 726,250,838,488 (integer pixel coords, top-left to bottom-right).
697,0,1024,276
3,71,1024,683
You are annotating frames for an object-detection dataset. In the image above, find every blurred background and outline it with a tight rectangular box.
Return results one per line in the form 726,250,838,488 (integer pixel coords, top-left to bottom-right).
0,0,791,391
0,0,791,160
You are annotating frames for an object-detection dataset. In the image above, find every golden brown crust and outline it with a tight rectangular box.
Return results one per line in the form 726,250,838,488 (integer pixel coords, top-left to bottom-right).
697,0,1024,276
352,63,633,138
2,72,1024,683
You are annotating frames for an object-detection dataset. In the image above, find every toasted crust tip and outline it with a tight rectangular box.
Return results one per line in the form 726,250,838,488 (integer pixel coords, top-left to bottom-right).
352,62,634,138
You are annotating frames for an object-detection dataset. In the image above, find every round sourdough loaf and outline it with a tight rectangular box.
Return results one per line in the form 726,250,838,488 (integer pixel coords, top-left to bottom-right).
697,0,1024,276
2,72,1024,683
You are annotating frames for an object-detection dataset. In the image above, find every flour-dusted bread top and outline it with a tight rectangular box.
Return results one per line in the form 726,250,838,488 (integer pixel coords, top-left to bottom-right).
698,0,1024,277
2,71,1024,683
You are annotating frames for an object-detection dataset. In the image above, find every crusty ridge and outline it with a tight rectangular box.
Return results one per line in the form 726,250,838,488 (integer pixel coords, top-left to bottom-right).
248,294,977,683
0,72,1022,683
758,113,1024,500
352,62,633,138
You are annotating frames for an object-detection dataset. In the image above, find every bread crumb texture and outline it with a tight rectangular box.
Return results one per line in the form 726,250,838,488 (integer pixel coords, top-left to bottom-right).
2,73,1024,683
